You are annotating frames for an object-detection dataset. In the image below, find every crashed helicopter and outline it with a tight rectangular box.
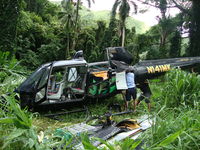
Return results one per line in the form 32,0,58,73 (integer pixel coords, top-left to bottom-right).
16,47,200,109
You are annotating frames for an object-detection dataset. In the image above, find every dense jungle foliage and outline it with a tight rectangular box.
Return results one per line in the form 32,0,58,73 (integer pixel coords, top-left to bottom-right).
1,0,200,67
0,0,200,149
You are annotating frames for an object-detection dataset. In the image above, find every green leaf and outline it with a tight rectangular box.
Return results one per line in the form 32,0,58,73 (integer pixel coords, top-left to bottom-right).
2,129,26,149
63,135,74,149
80,134,98,150
28,138,35,148
130,140,142,149
119,138,134,150
0,117,14,124
95,137,115,150
82,140,99,150
158,129,183,147
4,95,32,129
7,129,26,140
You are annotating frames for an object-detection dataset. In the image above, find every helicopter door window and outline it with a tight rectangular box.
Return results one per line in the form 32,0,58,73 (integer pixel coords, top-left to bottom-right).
68,68,77,82
35,67,50,102
38,66,50,90
66,66,87,92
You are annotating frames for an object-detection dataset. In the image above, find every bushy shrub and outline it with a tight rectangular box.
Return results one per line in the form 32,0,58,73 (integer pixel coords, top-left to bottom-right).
143,108,200,150
0,95,51,150
0,51,27,94
142,70,200,150
161,69,200,108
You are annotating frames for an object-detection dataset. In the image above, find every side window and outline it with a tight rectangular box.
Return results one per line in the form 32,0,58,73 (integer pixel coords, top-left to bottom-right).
68,68,77,82
67,66,87,90
51,67,66,82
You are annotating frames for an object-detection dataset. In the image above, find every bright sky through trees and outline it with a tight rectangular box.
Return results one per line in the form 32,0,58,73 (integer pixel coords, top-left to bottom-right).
82,0,159,26
50,0,179,26
82,0,180,26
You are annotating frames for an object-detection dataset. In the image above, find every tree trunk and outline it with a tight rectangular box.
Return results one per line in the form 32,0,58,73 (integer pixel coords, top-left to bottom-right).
71,35,76,52
189,0,200,56
159,30,168,58
66,33,70,59
122,26,125,47
75,0,80,29
71,0,80,52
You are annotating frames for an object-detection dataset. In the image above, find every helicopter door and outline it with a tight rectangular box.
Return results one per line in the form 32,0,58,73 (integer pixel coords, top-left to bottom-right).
34,66,50,104
46,66,66,101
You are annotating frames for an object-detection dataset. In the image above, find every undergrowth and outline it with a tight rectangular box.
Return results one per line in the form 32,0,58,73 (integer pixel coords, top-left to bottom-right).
141,70,200,150
0,52,200,150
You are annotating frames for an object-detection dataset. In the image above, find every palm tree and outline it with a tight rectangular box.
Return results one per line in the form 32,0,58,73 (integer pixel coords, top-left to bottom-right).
61,0,94,58
60,0,76,58
111,0,137,47
74,0,95,29
73,0,94,51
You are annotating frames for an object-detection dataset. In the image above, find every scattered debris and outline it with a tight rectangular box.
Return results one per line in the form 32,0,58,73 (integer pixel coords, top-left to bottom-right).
52,115,153,149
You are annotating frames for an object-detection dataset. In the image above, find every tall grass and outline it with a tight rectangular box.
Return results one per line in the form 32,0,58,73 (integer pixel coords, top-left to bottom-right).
0,51,27,95
142,108,200,150
80,133,142,150
141,70,200,150
0,52,46,149
162,69,200,108
1,53,200,150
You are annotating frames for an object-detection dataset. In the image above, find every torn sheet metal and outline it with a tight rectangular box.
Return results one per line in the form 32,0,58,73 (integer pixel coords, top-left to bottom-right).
62,123,101,136
57,115,153,150
92,71,108,80
100,117,153,146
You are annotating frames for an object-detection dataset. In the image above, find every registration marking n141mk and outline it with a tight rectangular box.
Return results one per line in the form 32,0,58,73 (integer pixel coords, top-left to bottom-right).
146,64,171,73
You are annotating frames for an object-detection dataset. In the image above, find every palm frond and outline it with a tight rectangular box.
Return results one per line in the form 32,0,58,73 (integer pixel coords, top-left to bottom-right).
119,0,130,24
111,0,121,19
129,0,138,14
81,0,94,8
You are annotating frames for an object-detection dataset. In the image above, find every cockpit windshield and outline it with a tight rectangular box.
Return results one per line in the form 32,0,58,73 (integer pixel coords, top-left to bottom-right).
18,64,51,93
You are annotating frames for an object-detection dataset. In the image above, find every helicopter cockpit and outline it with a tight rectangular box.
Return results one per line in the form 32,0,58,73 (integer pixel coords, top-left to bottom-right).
46,64,88,102
17,58,88,108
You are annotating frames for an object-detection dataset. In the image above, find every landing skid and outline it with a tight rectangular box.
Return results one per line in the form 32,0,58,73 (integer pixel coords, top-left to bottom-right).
43,105,90,120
